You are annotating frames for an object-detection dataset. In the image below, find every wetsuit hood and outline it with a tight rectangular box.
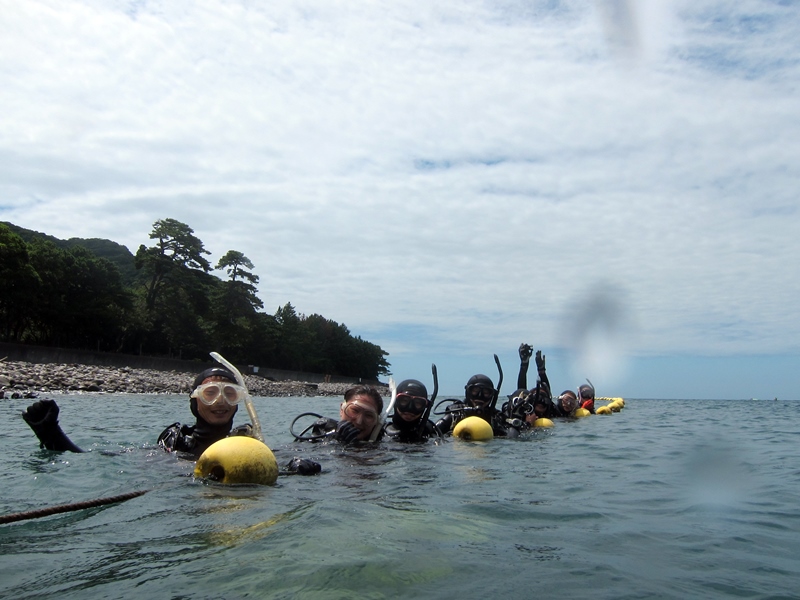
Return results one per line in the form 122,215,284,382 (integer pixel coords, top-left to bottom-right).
189,366,239,422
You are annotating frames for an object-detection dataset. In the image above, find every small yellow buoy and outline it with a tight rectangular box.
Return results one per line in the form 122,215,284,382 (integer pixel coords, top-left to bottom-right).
573,408,591,418
608,401,622,412
596,406,612,415
533,418,555,428
453,416,494,441
194,436,279,485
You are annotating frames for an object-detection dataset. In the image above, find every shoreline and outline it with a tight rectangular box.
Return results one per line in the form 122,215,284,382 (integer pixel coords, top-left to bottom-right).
0,360,390,398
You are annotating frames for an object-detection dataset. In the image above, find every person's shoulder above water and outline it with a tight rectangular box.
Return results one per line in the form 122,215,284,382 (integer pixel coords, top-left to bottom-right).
385,378,442,443
291,385,385,445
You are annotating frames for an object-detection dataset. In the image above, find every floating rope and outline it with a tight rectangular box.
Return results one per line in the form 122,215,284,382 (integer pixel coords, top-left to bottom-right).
0,490,149,525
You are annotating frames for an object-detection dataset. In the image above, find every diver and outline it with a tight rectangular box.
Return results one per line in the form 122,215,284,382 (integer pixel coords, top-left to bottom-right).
501,343,558,425
554,389,580,417
22,365,321,475
157,366,254,457
577,382,596,414
291,385,385,445
383,378,443,443
434,369,521,438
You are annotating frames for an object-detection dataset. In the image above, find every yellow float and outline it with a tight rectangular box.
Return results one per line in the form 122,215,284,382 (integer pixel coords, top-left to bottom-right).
533,418,555,428
573,408,591,418
608,401,623,412
453,416,494,441
194,436,279,485
596,406,612,415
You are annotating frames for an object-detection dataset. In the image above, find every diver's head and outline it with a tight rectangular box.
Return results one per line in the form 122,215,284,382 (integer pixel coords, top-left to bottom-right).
578,384,595,401
190,367,240,426
465,374,496,411
341,386,384,441
557,390,579,414
508,388,528,402
393,379,430,426
530,385,553,418
504,388,528,417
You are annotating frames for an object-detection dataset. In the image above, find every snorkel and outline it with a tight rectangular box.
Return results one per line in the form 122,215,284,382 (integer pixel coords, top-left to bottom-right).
209,351,263,443
385,377,397,419
416,363,438,438
490,353,503,411
367,383,387,443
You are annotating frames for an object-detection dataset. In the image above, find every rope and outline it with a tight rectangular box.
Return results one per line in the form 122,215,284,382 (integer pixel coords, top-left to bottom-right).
0,490,149,525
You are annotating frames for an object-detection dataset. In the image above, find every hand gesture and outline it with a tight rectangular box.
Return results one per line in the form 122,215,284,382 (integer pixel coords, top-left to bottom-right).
286,457,322,475
535,350,546,373
519,343,533,364
335,420,361,444
22,399,60,431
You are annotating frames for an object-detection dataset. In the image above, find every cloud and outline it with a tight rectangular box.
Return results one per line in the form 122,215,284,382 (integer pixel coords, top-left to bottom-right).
1,0,799,397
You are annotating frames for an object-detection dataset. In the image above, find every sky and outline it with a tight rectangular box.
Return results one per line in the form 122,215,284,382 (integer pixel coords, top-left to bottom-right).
1,0,798,399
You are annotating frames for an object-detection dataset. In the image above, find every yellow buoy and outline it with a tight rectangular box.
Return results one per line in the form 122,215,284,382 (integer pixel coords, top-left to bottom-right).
608,401,622,412
194,436,279,485
573,408,591,418
596,406,612,415
453,416,494,441
533,418,555,428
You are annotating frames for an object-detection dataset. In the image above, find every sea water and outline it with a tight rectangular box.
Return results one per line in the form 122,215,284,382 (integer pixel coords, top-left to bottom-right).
2,395,800,599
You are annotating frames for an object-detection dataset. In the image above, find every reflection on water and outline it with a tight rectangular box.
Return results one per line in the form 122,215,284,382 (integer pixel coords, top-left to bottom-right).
2,396,800,598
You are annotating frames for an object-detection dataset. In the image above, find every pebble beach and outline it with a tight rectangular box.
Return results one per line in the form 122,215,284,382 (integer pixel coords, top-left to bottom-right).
0,360,389,398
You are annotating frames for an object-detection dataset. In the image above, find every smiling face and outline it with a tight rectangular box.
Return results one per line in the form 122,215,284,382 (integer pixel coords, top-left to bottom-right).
340,393,381,440
194,375,239,425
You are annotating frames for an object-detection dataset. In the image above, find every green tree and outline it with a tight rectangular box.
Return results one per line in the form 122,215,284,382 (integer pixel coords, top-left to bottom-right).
209,251,264,362
26,240,132,349
134,218,211,311
0,224,41,341
215,250,263,312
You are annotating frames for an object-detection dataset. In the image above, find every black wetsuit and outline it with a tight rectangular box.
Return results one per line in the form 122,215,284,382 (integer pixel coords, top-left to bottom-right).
23,398,320,475
509,351,567,421
300,416,385,444
434,401,521,438
383,415,443,443
157,420,252,459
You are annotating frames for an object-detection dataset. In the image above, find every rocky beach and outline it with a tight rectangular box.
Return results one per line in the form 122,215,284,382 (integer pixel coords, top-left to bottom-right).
0,360,390,398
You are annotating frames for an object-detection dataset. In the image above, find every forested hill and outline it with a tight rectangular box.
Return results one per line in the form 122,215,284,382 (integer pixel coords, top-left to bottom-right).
0,219,390,380
3,222,139,287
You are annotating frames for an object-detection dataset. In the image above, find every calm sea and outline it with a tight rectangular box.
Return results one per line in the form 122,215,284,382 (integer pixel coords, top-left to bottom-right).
2,395,799,599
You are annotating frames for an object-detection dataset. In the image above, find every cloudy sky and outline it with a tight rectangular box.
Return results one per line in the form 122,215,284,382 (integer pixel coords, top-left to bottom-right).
2,0,798,399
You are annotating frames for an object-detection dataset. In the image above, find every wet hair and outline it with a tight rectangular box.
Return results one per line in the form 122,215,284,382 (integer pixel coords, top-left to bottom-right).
344,385,384,414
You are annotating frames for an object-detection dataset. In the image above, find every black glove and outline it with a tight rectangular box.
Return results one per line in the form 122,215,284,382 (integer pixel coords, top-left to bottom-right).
22,399,61,437
285,457,322,475
230,423,254,437
335,420,361,444
22,399,83,452
519,343,533,364
535,350,546,374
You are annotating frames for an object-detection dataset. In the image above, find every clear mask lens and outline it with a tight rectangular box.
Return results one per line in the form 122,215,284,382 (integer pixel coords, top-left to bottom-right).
192,382,245,406
343,401,378,426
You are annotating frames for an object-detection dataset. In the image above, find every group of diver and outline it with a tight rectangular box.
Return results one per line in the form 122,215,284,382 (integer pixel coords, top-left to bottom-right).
20,343,600,477
296,343,597,445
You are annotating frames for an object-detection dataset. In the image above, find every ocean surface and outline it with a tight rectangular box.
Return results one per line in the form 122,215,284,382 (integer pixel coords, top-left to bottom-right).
2,394,799,600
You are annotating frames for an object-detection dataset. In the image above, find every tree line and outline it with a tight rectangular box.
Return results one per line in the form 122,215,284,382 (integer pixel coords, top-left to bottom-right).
0,219,390,380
